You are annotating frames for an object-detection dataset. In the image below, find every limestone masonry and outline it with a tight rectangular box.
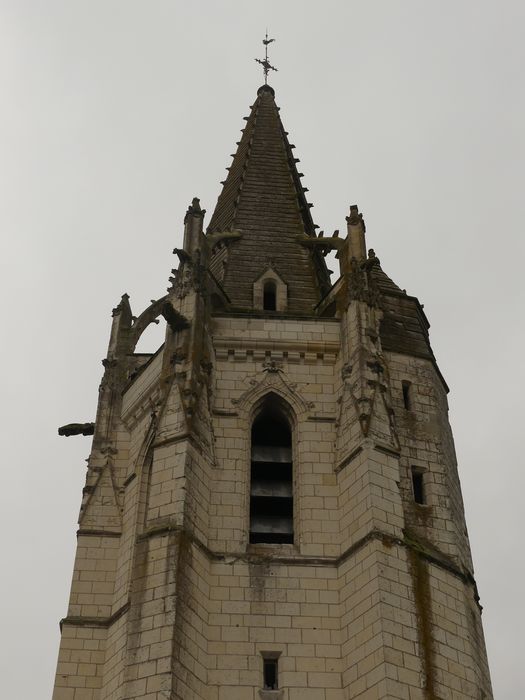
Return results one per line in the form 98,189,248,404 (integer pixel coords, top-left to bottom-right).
53,84,493,699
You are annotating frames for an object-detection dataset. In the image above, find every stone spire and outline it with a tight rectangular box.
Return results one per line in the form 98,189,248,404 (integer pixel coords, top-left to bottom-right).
207,85,331,313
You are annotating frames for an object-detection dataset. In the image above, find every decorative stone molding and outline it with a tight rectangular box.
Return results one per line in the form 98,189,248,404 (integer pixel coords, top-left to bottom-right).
232,365,313,419
262,359,283,373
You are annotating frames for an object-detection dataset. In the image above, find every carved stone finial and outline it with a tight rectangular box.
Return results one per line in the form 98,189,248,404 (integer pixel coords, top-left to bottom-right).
112,293,130,317
344,204,367,266
184,197,206,223
346,204,366,232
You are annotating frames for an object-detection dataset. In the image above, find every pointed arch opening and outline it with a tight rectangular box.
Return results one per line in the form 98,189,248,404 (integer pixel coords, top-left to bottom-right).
133,320,165,355
253,267,287,312
249,395,294,544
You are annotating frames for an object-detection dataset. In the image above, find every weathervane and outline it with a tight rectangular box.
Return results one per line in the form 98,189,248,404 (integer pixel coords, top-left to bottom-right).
255,32,277,84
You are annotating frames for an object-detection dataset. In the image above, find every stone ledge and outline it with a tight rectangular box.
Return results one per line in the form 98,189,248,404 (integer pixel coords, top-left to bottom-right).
135,520,477,594
59,601,130,632
76,529,121,539
259,690,283,700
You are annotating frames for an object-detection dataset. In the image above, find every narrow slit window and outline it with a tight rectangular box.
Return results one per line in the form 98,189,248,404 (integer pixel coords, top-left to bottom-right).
263,280,277,311
250,401,293,544
411,467,425,505
402,380,412,410
263,657,278,690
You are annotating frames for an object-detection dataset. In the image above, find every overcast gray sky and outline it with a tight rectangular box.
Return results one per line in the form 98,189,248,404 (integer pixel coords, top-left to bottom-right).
1,2,523,697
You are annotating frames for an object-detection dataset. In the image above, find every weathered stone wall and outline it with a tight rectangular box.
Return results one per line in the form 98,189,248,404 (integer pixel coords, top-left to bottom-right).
388,351,473,569
53,310,492,700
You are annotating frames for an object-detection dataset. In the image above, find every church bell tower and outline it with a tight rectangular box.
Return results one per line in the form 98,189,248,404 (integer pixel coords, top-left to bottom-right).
53,81,493,700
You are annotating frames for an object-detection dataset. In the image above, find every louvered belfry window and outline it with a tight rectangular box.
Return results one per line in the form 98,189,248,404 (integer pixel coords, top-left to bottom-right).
249,404,293,544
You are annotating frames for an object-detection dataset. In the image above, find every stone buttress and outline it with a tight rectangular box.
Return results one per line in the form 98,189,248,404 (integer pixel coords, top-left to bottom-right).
53,85,492,700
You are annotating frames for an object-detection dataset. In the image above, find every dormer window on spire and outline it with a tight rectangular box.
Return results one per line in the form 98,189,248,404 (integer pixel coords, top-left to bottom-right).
253,266,287,312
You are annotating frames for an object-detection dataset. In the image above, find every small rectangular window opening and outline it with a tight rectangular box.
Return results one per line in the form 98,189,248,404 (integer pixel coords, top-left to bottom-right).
402,381,412,410
411,467,425,505
263,280,277,311
263,657,278,690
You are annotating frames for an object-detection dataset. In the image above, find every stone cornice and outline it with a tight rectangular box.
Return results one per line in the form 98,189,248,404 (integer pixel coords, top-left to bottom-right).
213,336,339,357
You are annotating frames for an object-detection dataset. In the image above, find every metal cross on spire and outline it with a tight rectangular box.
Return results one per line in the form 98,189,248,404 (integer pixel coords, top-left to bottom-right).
255,32,277,84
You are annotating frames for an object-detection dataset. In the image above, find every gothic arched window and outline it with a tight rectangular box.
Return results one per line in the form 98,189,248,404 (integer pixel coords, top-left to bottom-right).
249,400,293,544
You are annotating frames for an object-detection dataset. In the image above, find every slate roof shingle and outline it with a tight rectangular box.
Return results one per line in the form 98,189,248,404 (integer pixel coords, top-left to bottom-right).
207,85,331,314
